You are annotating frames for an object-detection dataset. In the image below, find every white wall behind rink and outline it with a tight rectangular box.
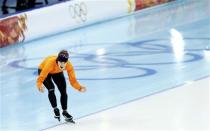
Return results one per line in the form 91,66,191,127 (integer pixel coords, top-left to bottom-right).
18,0,131,43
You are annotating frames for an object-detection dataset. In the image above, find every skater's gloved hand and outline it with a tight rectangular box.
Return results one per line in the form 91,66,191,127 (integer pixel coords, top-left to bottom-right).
38,85,44,93
79,86,86,92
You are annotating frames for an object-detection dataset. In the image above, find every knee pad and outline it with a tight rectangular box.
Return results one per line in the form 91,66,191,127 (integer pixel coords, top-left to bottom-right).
48,89,55,95
49,89,54,92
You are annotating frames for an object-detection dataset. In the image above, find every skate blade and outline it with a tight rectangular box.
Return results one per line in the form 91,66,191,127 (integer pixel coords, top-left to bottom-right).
65,119,75,124
54,116,61,122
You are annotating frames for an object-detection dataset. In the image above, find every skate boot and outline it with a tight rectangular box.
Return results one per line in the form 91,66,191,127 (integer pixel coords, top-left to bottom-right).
62,110,75,124
54,108,60,121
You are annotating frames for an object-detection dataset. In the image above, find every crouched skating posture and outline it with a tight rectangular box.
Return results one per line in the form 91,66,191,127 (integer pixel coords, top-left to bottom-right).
37,50,86,122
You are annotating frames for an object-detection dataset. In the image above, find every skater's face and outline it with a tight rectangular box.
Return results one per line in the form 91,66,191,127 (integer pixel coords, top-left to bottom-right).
58,61,67,70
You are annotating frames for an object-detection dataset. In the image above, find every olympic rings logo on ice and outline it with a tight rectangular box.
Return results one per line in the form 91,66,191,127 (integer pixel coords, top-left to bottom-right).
69,2,88,23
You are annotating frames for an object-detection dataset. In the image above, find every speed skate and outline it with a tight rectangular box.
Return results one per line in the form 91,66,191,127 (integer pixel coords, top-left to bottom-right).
64,118,75,124
54,114,75,124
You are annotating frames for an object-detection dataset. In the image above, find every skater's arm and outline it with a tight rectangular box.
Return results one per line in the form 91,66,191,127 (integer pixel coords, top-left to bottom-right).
66,61,84,91
37,62,52,89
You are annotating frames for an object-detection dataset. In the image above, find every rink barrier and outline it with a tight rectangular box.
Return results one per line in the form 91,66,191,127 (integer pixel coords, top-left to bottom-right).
0,0,174,48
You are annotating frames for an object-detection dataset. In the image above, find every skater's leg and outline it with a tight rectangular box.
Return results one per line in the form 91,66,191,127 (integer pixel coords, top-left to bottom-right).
47,89,57,108
52,73,74,123
52,72,67,110
38,69,57,108
38,69,60,121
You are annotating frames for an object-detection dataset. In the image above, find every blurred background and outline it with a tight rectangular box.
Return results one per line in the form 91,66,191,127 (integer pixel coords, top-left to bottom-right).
0,0,67,16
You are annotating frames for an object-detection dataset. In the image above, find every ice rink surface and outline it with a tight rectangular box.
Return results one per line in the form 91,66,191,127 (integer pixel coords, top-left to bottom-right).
0,0,209,131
